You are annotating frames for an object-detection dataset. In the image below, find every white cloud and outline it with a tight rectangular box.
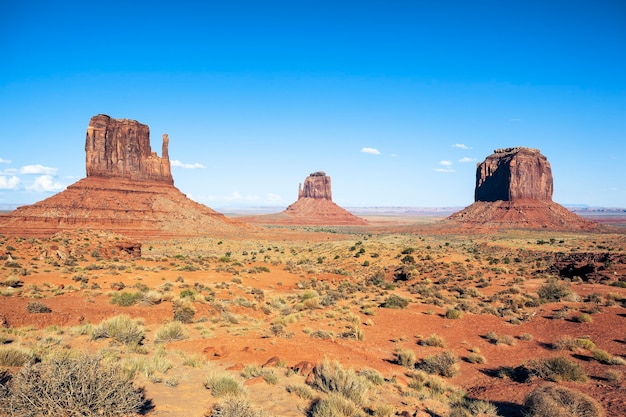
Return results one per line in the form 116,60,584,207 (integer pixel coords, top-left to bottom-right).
0,175,20,190
170,160,205,169
434,160,455,173
452,144,470,149
25,175,65,192
20,164,57,175
0,158,11,164
361,147,380,155
205,191,258,202
458,157,476,163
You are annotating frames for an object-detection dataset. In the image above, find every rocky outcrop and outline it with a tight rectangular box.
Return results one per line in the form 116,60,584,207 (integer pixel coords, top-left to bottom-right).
240,172,368,226
444,147,598,231
475,147,553,202
298,172,332,200
0,115,254,239
86,114,173,184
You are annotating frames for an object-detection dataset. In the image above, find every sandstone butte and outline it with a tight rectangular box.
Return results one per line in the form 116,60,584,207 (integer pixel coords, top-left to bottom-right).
240,171,368,226
0,114,251,239
444,147,599,231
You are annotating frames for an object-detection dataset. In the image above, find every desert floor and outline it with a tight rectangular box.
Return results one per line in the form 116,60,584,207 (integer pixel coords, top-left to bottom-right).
1,214,625,416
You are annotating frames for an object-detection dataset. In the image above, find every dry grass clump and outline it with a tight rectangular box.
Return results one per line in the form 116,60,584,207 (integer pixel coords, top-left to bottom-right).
173,300,196,323
154,321,188,343
418,351,460,378
309,358,369,406
525,356,588,383
524,384,605,417
204,373,245,397
420,333,446,348
91,315,144,346
3,353,145,417
0,346,36,367
209,395,269,417
308,393,365,417
395,348,416,368
25,301,52,313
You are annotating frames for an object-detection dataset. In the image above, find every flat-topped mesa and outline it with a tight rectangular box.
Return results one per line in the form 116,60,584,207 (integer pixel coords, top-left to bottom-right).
298,171,332,201
475,147,553,202
85,114,173,184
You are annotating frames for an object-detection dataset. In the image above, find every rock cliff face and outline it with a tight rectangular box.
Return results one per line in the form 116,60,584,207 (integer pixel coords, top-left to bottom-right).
475,147,553,202
0,115,252,239
445,147,598,231
298,172,332,200
85,114,173,184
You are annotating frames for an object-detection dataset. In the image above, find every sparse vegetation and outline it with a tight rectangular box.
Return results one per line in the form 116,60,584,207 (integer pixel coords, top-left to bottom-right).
524,384,604,417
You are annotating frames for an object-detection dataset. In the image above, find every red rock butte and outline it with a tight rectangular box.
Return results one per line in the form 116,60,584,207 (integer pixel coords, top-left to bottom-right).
445,147,598,230
240,171,368,226
0,114,250,239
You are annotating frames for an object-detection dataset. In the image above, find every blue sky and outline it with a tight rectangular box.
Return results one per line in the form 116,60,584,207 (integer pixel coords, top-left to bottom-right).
1,1,625,209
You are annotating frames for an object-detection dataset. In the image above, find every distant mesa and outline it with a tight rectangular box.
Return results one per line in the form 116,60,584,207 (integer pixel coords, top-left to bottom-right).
0,114,250,239
446,147,598,230
240,171,368,226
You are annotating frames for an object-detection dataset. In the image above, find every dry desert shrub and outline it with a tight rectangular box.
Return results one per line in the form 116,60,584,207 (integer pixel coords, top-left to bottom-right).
308,393,365,417
418,351,460,378
25,301,51,313
420,333,446,348
173,300,196,323
4,353,145,417
91,314,144,346
209,395,269,417
525,356,588,383
309,358,369,406
154,321,188,343
524,384,605,417
395,348,416,368
0,346,36,367
205,373,245,397
449,398,501,417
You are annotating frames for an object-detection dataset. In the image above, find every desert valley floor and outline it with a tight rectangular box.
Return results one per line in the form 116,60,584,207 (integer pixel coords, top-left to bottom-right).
1,213,625,417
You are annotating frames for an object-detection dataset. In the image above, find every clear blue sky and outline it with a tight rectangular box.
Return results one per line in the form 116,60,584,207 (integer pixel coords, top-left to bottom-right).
1,1,625,209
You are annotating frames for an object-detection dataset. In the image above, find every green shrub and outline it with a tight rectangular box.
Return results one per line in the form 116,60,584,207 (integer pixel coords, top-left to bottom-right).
592,349,612,364
524,384,604,417
5,353,145,417
573,313,593,323
309,358,369,406
380,294,408,309
154,321,188,343
526,356,588,382
91,315,144,346
418,351,459,378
